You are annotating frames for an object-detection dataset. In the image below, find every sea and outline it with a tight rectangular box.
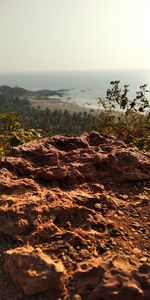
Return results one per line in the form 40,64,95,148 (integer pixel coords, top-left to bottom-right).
0,69,150,109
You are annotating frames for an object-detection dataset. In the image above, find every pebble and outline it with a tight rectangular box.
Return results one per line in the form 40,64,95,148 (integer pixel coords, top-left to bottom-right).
139,227,146,233
76,245,81,250
132,247,142,254
132,222,140,228
93,250,98,257
73,294,82,300
119,227,124,231
94,203,102,210
113,214,118,219
140,257,148,262
118,210,124,216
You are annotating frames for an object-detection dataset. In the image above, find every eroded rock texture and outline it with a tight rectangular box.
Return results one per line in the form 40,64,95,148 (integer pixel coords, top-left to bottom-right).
4,245,65,296
0,132,150,300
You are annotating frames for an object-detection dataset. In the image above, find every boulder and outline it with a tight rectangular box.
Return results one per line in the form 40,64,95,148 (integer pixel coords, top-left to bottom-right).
74,255,150,300
4,245,65,296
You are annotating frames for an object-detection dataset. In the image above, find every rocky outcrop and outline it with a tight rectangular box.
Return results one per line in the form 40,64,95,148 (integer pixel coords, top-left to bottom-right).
0,132,149,300
4,245,65,296
74,255,150,300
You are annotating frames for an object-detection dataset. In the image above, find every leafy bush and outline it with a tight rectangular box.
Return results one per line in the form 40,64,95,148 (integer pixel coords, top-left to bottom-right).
0,112,42,157
96,81,150,150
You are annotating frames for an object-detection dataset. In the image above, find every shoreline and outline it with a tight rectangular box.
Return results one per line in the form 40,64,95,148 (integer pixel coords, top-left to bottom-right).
28,96,98,114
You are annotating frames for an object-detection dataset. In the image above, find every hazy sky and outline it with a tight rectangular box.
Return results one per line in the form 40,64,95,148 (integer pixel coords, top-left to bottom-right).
0,0,150,72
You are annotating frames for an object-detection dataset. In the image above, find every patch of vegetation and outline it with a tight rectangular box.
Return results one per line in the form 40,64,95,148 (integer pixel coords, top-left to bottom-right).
0,112,42,157
96,81,150,150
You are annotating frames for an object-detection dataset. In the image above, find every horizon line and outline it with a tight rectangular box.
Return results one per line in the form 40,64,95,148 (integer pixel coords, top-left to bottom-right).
0,68,150,74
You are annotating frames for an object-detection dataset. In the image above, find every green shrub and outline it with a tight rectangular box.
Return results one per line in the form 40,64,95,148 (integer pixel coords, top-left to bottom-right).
0,112,42,157
96,81,150,150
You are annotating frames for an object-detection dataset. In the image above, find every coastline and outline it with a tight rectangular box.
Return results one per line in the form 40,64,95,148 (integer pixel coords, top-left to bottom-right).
28,96,97,114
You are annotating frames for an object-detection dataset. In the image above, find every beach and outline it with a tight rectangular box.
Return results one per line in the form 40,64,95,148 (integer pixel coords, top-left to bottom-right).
28,95,97,114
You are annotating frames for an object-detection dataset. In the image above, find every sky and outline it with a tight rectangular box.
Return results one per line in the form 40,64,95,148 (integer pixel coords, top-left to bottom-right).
0,0,150,72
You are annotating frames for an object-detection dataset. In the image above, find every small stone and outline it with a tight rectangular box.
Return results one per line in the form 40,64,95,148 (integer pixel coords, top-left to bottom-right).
118,210,124,216
132,248,142,254
119,227,124,231
140,257,148,262
76,245,81,250
132,222,140,228
94,203,102,210
73,294,82,300
139,227,146,233
113,214,118,219
93,250,98,257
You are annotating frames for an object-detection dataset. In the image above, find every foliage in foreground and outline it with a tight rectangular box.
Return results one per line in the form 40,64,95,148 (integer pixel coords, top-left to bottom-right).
96,81,150,150
0,112,42,157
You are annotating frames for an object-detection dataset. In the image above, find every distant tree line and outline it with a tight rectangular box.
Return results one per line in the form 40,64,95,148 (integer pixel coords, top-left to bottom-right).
0,85,99,133
0,85,101,156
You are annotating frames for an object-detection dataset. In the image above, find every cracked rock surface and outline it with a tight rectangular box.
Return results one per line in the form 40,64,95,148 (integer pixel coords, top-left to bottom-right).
0,132,150,299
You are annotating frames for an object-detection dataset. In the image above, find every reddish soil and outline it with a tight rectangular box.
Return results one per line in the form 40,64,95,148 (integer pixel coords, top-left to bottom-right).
0,132,150,300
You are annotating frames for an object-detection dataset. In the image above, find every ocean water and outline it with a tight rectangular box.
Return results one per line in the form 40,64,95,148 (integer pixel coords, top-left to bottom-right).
0,70,150,108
